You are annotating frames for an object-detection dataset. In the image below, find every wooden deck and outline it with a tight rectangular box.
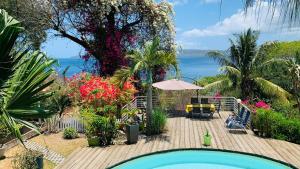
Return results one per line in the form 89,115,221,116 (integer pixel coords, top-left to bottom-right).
57,111,300,169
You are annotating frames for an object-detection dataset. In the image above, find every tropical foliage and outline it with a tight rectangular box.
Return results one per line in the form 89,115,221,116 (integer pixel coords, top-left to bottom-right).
149,108,167,135
252,109,300,144
263,52,300,112
0,9,55,143
245,0,300,26
207,28,290,101
113,37,177,135
1,0,175,76
63,127,78,139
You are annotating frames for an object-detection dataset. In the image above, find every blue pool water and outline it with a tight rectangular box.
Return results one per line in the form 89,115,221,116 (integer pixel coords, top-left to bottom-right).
111,150,292,169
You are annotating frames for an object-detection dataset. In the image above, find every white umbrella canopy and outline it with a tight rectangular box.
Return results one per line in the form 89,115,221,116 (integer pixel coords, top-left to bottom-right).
152,79,203,91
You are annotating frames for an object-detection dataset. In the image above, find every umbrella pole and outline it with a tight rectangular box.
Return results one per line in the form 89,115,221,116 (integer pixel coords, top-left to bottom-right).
197,89,199,100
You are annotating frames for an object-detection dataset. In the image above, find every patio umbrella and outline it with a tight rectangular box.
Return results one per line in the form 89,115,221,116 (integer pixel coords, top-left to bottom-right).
152,79,203,91
152,79,203,108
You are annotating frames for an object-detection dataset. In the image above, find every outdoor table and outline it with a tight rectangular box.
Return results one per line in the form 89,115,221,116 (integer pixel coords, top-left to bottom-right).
185,104,216,113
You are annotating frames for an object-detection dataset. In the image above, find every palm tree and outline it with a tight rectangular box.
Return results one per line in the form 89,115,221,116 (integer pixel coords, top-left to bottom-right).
263,52,300,111
208,28,290,100
113,37,177,135
245,0,300,25
0,9,56,143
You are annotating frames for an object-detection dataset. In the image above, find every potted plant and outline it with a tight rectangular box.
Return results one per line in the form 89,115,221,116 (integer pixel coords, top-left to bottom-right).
12,150,43,169
85,125,100,147
203,130,212,146
36,153,44,169
124,109,139,144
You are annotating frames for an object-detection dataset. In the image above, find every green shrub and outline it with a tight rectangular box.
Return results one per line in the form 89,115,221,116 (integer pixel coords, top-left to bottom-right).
63,127,78,139
0,124,11,145
252,109,300,144
271,101,299,118
86,116,117,146
149,108,167,135
12,150,43,169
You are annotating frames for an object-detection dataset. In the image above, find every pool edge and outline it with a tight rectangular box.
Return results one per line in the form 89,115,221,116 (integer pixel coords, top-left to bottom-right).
106,148,298,169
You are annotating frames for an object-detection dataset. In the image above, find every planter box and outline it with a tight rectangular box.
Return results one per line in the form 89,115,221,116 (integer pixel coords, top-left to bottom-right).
36,155,43,169
87,137,100,147
203,135,211,146
126,124,139,144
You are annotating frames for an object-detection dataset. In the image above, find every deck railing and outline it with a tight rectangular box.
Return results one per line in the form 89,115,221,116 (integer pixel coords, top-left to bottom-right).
120,96,251,123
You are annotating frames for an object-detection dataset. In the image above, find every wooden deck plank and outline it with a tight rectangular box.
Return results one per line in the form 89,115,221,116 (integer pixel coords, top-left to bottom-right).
56,111,300,169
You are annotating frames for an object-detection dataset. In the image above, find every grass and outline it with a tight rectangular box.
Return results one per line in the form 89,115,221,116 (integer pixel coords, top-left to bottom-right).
0,132,88,168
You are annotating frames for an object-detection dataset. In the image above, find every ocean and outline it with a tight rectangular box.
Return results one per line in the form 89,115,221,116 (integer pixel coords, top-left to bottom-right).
55,56,220,81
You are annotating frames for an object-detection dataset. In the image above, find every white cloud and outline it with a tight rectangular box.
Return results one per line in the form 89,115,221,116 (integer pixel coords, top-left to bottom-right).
182,2,300,38
169,0,188,6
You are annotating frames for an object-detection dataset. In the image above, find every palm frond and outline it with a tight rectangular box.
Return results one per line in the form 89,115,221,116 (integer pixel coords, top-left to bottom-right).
254,77,291,101
0,9,55,144
112,67,134,88
245,0,300,26
220,66,241,77
208,51,234,67
203,79,232,92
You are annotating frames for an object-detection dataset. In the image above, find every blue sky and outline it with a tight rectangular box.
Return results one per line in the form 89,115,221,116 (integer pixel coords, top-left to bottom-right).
42,0,300,58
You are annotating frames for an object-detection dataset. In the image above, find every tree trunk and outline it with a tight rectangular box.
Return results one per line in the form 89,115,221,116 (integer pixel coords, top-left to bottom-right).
241,76,252,99
146,70,153,135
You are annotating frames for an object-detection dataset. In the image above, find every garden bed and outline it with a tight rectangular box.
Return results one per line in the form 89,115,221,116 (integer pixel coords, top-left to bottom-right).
0,132,88,169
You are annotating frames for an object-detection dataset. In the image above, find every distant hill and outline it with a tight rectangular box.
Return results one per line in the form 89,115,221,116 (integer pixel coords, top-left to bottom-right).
178,49,223,57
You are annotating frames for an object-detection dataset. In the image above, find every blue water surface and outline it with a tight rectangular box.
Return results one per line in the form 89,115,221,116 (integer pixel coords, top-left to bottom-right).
55,56,220,80
112,150,292,169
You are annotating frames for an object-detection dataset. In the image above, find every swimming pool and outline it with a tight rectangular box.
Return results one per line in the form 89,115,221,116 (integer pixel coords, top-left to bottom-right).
109,149,295,169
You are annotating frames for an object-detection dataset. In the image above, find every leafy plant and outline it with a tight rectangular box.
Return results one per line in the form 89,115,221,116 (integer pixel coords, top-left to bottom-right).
252,109,300,144
41,76,71,117
12,150,43,169
205,129,210,137
207,29,290,101
0,124,11,147
85,115,117,146
63,127,78,139
113,37,177,135
149,108,167,135
0,9,55,144
122,108,140,125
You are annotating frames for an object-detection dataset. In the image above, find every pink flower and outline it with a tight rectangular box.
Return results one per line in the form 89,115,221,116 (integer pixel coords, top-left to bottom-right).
241,99,249,105
255,101,271,109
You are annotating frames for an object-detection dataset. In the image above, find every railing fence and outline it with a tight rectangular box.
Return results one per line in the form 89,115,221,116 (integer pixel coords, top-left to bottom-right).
120,95,251,123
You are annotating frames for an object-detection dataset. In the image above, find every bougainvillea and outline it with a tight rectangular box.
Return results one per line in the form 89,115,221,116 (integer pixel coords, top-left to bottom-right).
79,76,118,104
255,101,271,110
35,0,176,76
67,72,136,109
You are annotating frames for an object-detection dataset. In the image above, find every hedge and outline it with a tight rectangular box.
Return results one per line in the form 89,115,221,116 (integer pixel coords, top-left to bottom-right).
252,109,300,144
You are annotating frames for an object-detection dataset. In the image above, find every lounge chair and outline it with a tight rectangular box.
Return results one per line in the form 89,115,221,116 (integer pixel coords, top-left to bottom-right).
226,110,250,132
225,107,245,125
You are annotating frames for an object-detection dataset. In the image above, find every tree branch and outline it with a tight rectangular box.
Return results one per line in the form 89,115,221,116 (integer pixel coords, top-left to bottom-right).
54,28,90,50
121,17,143,32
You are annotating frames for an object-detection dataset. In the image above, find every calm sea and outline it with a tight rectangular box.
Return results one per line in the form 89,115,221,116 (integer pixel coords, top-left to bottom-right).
55,56,220,81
